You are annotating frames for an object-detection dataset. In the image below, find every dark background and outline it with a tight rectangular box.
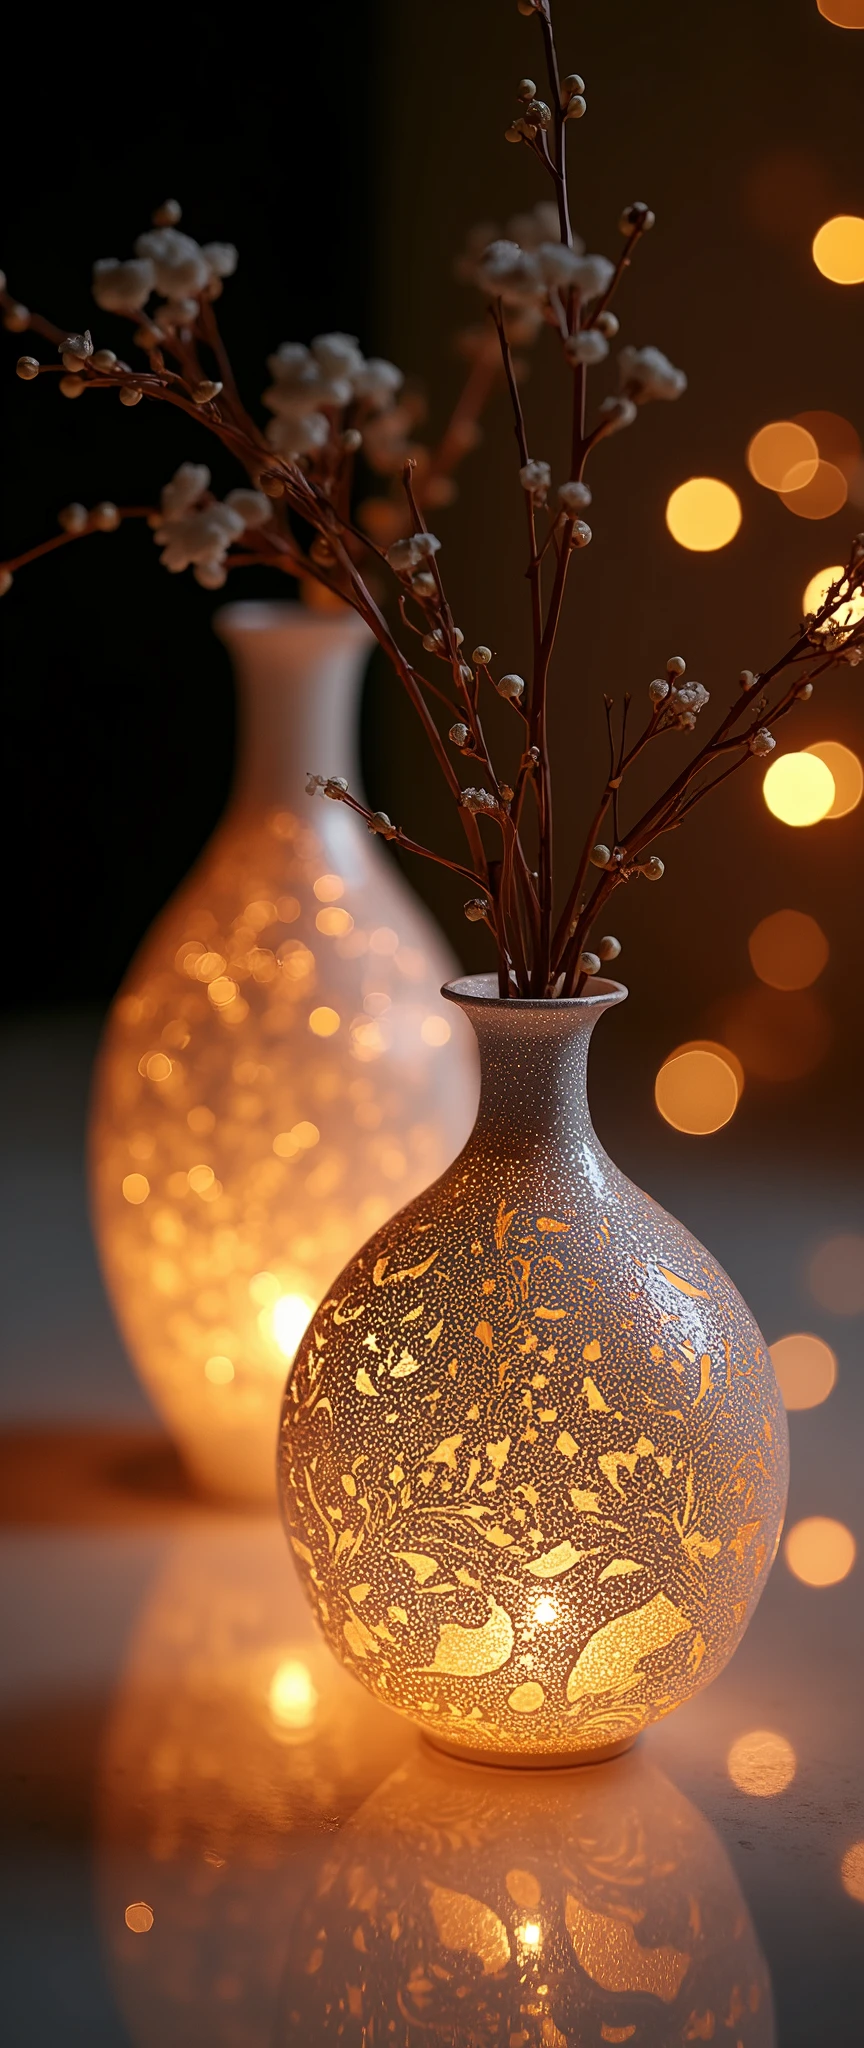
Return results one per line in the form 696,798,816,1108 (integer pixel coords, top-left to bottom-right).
2,0,863,1157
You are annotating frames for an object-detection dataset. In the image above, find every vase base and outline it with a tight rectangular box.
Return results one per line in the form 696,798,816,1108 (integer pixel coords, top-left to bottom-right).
422,1729,639,1771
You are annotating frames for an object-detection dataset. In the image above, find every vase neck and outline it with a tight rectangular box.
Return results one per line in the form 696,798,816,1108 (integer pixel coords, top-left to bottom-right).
443,974,627,1164
214,601,373,813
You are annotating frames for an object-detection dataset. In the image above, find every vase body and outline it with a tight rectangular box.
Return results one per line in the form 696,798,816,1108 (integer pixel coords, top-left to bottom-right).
279,973,788,1764
90,604,476,1504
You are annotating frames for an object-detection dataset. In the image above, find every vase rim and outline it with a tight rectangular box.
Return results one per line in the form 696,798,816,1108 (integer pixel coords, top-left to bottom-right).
442,971,628,1011
213,599,373,643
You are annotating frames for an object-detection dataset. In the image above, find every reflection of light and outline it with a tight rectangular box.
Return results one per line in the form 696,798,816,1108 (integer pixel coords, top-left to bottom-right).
779,459,847,519
809,1233,864,1315
517,1919,542,1949
785,1516,856,1586
208,975,239,1008
268,1658,319,1729
313,873,344,902
665,477,742,551
841,1841,864,1903
727,1729,796,1796
533,1597,558,1625
308,1006,340,1036
747,420,818,491
806,740,864,819
813,214,864,282
125,1902,154,1933
763,751,835,825
654,1048,739,1134
205,1355,235,1385
122,1173,150,1204
421,1015,452,1047
187,1163,215,1194
272,1293,315,1360
748,909,828,990
769,1333,837,1409
316,907,354,937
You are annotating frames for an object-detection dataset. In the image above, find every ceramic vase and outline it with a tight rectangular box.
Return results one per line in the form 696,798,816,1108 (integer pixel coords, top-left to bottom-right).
279,973,788,1763
89,604,476,1504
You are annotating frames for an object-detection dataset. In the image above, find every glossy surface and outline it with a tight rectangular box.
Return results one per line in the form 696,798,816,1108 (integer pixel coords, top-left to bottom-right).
279,979,788,1761
90,606,476,1503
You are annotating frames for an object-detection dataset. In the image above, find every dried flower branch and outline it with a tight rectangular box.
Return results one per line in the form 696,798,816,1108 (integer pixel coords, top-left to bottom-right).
2,3,862,998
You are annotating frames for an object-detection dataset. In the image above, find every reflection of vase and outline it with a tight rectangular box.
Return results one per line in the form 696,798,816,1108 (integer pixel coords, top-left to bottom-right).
89,604,477,1504
277,1743,775,2045
279,975,789,1763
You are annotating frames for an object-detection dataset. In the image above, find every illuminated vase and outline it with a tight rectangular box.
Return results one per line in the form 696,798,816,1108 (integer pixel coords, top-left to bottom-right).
90,604,476,1505
279,974,789,1764
278,1744,775,2044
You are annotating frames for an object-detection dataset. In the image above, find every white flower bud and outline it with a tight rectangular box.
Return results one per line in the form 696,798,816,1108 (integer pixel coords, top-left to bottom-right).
598,394,637,432
516,79,537,100
410,570,438,599
92,502,120,531
649,678,670,703
557,480,592,515
590,844,611,868
472,645,492,666
92,258,154,314
562,74,585,96
324,777,348,796
192,380,223,405
201,242,238,279
564,329,609,367
194,561,228,590
568,520,592,548
0,569,13,596
342,426,363,452
619,344,686,403
619,203,656,234
119,385,143,406
59,376,87,398
596,310,619,337
519,458,551,502
16,355,40,380
59,503,88,534
597,935,621,961
152,199,182,227
666,655,687,676
498,672,525,702
840,648,862,667
305,774,325,795
798,680,815,696
750,728,776,757
579,951,601,974
368,809,397,839
449,722,470,747
642,855,665,881
460,787,497,814
224,488,271,527
91,349,117,372
565,95,587,119
464,898,489,922
739,668,757,689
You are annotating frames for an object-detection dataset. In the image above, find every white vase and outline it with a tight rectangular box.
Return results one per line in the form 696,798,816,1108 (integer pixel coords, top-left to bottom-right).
89,603,477,1504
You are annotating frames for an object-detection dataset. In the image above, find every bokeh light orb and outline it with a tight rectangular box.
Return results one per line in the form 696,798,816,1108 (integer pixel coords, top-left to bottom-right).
747,421,818,491
654,1046,741,1134
806,740,864,818
812,214,864,282
748,909,828,990
779,459,848,519
817,0,864,23
785,1516,856,1586
795,412,861,479
841,1842,864,1903
769,1332,837,1410
809,1234,864,1315
727,1729,796,1797
762,751,836,825
665,478,742,551
803,564,864,636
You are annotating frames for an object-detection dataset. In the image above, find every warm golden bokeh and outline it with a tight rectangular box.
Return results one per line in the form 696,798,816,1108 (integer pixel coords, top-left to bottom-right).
654,1047,740,1134
762,750,836,826
795,411,861,478
718,985,832,1082
809,1233,864,1315
813,214,864,281
769,1332,837,1410
802,564,864,636
806,740,864,818
267,1657,319,1730
746,420,818,491
748,909,829,990
779,459,848,518
727,1729,796,1797
124,1902,154,1934
841,1841,864,1904
665,477,742,551
784,1516,856,1587
818,0,864,22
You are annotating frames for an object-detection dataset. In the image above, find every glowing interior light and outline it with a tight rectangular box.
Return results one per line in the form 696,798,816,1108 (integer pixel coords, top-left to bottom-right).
654,1048,740,1134
726,1729,796,1797
812,214,864,282
518,1920,542,1949
665,477,742,551
762,751,835,826
779,459,847,519
841,1841,864,1903
809,1233,864,1314
121,1173,150,1205
769,1333,837,1410
308,1006,340,1037
204,1354,235,1385
268,1657,319,1729
533,1597,558,1625
784,1516,856,1586
748,909,829,990
272,1293,315,1360
806,740,864,818
421,1015,452,1047
747,421,818,491
313,874,344,903
124,1902,154,1933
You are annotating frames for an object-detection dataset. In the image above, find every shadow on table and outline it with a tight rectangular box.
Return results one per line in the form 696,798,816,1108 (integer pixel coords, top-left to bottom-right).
0,1426,201,1528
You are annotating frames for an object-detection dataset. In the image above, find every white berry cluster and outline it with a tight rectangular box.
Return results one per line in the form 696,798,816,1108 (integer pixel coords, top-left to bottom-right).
263,332,404,460
151,463,270,589
92,203,237,328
